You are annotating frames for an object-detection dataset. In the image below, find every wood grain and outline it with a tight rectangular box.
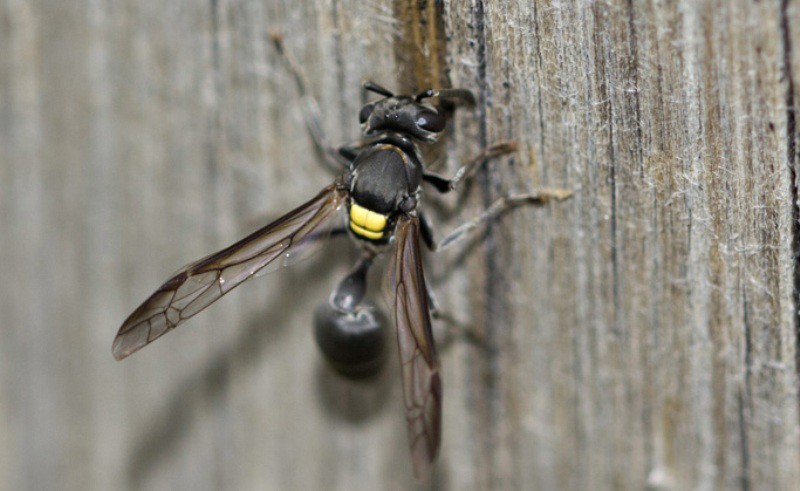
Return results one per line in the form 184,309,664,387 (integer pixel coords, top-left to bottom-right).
1,1,798,489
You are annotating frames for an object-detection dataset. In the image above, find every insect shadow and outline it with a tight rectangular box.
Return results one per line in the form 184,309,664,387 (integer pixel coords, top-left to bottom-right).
126,241,392,486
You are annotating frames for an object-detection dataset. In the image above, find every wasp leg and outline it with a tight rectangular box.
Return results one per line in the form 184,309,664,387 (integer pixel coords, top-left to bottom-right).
415,87,476,107
423,140,519,193
424,277,489,351
336,140,372,163
270,33,356,172
431,190,573,251
426,286,471,342
418,212,436,251
437,319,489,352
328,226,349,239
421,220,489,350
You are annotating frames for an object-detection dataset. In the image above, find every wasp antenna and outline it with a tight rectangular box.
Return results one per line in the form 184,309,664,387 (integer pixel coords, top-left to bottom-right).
414,89,437,102
363,81,394,98
415,88,476,107
435,88,476,106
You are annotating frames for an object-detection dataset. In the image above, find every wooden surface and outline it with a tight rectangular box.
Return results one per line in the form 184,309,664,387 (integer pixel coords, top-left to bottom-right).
2,1,799,490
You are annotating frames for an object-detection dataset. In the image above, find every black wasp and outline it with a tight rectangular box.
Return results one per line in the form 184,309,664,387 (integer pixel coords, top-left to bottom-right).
113,35,570,480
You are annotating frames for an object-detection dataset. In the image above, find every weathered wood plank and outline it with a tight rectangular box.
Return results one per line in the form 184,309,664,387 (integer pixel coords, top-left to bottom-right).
1,1,799,490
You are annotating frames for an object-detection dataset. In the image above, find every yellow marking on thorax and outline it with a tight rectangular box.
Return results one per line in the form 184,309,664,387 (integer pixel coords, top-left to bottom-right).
349,202,388,240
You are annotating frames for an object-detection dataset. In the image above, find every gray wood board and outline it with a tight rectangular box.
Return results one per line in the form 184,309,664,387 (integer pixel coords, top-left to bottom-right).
1,1,798,490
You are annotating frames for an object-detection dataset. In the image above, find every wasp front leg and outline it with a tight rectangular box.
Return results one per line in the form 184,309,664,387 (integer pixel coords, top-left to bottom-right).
270,33,364,173
420,190,572,252
422,140,519,192
422,139,572,249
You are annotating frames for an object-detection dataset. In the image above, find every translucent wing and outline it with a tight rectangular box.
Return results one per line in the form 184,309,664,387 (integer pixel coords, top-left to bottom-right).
390,215,441,480
113,184,347,360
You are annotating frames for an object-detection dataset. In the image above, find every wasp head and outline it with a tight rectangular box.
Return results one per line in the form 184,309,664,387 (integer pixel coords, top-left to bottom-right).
358,83,447,143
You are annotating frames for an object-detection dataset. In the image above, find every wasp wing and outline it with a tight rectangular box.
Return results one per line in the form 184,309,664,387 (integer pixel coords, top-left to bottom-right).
390,215,441,480
113,184,347,360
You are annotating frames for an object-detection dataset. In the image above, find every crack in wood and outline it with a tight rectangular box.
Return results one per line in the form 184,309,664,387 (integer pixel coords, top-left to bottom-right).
779,0,800,422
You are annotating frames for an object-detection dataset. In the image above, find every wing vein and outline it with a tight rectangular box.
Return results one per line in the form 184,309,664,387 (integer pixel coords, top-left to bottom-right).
113,184,345,360
390,215,441,480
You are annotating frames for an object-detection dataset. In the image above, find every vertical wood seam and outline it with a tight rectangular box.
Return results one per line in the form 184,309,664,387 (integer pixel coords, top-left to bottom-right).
471,0,502,486
329,0,346,127
739,288,752,490
780,0,800,426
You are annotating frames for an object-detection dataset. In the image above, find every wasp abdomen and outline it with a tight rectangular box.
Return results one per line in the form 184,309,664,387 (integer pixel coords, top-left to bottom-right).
313,301,388,379
349,202,388,240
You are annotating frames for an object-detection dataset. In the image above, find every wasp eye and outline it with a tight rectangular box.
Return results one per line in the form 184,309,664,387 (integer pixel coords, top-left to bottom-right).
416,110,445,132
359,104,374,124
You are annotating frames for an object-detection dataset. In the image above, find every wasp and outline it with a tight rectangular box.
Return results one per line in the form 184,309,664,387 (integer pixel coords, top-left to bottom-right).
113,35,570,480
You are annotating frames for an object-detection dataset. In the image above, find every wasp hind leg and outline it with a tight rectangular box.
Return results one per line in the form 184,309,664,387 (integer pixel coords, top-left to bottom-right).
424,281,488,352
421,215,489,351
